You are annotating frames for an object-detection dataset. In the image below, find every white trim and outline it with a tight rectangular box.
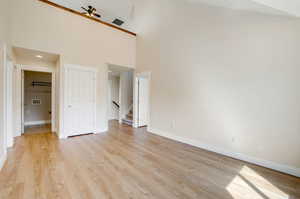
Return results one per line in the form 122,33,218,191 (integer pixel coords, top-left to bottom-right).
0,44,8,156
0,152,7,171
148,127,300,178
17,64,56,135
24,120,51,126
58,60,64,138
21,70,24,134
59,134,68,139
96,128,109,133
19,65,55,73
5,59,14,148
51,73,56,132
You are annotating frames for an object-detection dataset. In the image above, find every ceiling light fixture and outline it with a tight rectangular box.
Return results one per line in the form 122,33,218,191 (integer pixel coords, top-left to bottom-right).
36,55,43,58
81,6,101,18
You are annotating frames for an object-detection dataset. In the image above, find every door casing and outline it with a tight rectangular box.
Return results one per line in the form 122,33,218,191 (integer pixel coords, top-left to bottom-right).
133,72,151,129
16,65,56,135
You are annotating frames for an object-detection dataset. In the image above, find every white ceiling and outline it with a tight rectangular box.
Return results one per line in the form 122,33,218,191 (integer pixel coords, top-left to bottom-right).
186,0,300,17
49,0,299,32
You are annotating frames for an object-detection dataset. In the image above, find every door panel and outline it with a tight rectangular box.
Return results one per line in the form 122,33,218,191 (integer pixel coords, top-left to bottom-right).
65,66,96,137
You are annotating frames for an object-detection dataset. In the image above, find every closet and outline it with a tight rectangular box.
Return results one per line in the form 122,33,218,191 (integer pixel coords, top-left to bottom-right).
64,65,97,137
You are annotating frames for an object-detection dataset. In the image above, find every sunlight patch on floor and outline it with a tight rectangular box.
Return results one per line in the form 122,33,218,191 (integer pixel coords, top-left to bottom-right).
226,166,289,199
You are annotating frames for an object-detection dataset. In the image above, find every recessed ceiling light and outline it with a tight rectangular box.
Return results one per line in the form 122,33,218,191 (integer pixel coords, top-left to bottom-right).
36,55,43,58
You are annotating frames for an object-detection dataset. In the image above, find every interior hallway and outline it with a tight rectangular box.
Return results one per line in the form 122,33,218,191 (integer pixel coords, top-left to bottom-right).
0,121,299,199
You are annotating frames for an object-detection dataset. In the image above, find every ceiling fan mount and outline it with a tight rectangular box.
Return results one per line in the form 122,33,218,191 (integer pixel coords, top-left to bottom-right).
81,5,101,18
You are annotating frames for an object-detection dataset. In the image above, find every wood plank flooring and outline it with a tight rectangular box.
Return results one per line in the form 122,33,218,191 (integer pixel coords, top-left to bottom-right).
0,121,299,199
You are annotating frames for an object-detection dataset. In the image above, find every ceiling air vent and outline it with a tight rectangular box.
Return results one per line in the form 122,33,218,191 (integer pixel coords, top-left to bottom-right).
112,19,124,26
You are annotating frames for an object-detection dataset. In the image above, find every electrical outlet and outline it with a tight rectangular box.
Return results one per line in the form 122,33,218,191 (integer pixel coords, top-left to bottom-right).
171,120,175,129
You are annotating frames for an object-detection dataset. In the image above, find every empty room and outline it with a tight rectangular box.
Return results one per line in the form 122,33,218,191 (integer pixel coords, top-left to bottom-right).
0,0,300,198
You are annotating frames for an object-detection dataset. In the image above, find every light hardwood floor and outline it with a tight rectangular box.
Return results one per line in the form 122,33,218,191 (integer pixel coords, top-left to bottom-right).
24,124,51,134
0,121,299,199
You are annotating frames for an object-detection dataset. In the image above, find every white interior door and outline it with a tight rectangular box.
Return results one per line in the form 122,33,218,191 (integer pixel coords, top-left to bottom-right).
65,66,96,137
80,70,96,133
138,77,149,127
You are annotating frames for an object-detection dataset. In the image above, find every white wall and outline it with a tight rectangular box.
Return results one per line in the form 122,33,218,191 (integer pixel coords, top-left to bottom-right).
0,0,9,170
133,0,300,176
6,0,136,137
9,0,136,68
24,71,52,125
0,0,8,43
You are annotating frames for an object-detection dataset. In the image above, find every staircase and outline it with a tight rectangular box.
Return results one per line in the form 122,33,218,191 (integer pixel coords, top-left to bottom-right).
112,100,133,126
122,109,133,126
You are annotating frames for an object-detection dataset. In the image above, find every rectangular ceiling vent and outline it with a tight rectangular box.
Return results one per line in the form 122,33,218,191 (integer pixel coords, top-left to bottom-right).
112,19,124,26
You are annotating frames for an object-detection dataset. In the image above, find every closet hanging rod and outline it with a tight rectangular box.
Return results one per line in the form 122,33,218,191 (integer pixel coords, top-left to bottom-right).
31,81,52,87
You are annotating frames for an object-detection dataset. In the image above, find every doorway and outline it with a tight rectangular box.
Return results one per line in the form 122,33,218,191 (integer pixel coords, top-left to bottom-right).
22,71,53,134
107,64,134,127
108,73,120,121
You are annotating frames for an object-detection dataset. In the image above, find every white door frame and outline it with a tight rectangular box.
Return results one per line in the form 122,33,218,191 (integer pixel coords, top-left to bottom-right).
133,71,151,129
5,60,14,147
1,45,15,152
1,45,8,153
16,65,56,134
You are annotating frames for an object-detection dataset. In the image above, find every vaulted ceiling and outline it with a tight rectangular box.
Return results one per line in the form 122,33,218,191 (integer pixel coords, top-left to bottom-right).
186,0,289,16
49,0,299,32
187,0,300,17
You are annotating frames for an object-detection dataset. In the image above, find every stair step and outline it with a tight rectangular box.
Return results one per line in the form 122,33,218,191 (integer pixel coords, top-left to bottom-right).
122,118,133,126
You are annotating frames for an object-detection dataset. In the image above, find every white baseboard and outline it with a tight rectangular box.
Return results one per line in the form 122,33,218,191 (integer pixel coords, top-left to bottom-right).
148,127,300,178
0,152,7,171
25,120,51,126
58,128,108,139
59,134,68,139
96,128,108,133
